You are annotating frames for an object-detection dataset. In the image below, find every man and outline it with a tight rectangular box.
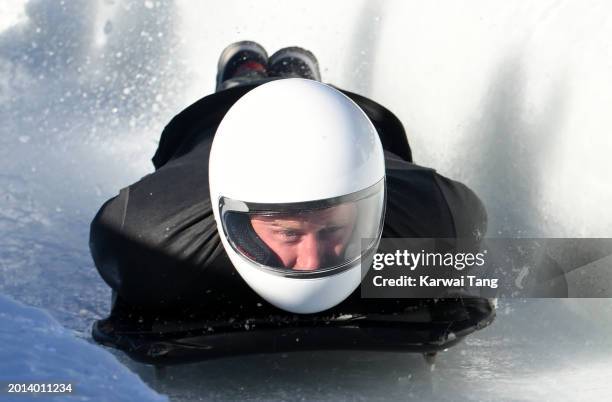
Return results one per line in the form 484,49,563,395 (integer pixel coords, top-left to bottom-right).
90,42,493,360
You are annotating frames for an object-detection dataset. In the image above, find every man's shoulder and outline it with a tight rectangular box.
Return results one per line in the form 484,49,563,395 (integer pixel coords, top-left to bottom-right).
383,155,487,239
384,150,433,171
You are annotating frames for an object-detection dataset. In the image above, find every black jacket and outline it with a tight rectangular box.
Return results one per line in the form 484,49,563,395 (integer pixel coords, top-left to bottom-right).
90,83,487,310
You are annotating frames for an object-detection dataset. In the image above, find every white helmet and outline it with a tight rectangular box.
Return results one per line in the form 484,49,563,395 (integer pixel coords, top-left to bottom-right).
209,78,386,314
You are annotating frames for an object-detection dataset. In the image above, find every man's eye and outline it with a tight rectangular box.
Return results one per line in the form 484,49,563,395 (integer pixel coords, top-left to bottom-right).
275,230,300,240
320,227,343,237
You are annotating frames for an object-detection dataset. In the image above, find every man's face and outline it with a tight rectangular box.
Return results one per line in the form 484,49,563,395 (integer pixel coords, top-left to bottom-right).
250,203,358,271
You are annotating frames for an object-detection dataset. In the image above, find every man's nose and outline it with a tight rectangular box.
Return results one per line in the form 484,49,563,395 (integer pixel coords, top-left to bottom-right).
294,232,322,270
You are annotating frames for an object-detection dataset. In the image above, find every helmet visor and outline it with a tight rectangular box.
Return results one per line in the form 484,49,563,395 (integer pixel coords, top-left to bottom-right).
219,179,385,277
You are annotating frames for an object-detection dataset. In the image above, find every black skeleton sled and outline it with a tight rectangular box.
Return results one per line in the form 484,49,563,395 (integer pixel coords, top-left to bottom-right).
92,284,495,366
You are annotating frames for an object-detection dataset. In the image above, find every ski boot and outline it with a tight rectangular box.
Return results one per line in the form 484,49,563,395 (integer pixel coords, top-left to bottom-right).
216,41,269,91
268,46,322,81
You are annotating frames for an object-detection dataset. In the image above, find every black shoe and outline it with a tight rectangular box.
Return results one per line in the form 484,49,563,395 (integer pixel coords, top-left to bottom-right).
216,41,269,91
268,46,321,81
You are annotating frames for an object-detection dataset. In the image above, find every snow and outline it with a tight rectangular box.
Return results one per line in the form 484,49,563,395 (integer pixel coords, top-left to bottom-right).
0,294,168,401
0,0,611,401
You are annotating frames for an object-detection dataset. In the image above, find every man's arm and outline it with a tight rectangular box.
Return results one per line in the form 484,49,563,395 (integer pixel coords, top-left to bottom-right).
89,148,229,309
383,150,487,243
89,188,129,294
433,174,488,241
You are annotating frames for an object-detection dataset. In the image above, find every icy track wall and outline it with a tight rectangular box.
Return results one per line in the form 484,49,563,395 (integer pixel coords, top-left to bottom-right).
0,0,611,334
0,294,168,402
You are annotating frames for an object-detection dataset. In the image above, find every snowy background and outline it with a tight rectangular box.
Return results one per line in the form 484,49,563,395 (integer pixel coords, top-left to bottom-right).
0,0,611,401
